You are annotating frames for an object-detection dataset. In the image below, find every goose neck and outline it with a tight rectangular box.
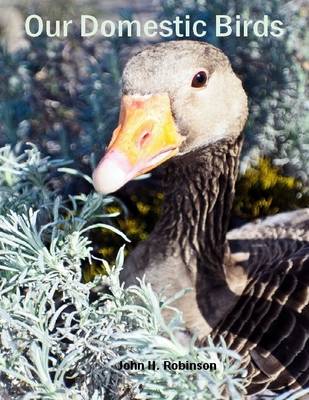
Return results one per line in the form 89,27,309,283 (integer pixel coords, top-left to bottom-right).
153,136,243,276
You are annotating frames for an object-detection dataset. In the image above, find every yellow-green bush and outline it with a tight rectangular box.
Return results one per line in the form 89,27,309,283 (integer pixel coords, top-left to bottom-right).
234,158,309,219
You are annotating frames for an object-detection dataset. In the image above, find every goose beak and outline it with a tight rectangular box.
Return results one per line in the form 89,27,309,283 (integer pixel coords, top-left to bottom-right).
92,93,184,194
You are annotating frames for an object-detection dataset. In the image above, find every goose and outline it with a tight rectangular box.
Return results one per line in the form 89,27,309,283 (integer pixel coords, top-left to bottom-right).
92,40,309,396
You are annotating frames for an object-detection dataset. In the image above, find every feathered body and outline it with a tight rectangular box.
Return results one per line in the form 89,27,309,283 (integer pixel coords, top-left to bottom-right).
224,212,309,393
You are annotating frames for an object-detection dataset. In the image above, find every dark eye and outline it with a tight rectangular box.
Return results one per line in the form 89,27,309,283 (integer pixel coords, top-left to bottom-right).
191,71,208,88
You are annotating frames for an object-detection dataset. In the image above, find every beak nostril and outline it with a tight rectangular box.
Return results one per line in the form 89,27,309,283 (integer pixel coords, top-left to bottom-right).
139,131,152,148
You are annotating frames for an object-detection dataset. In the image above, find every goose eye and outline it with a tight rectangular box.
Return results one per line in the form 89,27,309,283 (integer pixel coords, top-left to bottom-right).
191,71,207,88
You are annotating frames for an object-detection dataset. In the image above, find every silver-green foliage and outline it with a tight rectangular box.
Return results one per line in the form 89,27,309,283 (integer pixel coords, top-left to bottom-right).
0,144,248,399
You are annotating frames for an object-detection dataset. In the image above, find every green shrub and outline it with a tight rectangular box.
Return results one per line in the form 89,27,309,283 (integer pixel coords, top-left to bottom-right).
0,35,123,174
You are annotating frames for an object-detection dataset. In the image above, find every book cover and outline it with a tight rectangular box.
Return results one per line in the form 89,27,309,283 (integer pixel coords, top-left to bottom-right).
0,1,308,399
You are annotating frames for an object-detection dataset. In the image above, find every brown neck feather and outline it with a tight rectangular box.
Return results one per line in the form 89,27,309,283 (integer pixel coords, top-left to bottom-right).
151,135,244,327
153,135,243,274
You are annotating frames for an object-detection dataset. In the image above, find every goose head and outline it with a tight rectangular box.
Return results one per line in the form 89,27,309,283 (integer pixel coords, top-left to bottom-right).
93,40,248,194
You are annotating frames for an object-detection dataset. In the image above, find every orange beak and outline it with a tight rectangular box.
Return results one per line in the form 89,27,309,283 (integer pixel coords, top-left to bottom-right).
92,93,184,194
